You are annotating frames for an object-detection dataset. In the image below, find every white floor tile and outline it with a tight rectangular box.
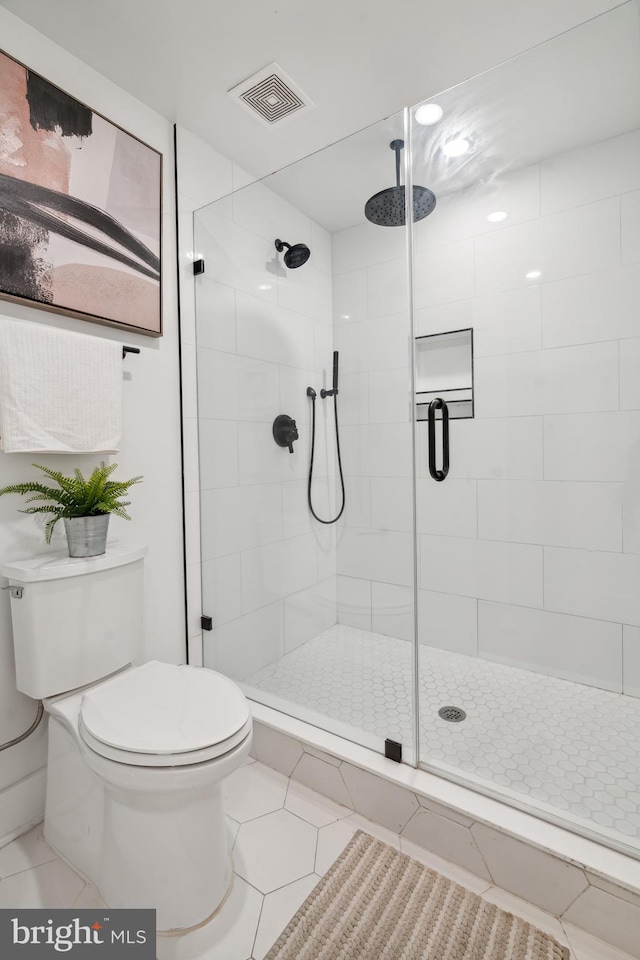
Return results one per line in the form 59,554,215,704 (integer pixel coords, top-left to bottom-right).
284,780,352,827
0,858,85,908
156,876,262,960
0,824,56,878
222,763,288,823
562,922,638,960
314,817,358,876
234,809,317,893
252,874,320,960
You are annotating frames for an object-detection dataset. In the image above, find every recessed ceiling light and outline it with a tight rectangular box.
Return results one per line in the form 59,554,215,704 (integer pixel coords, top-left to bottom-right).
443,137,470,158
525,270,542,280
415,103,443,126
341,314,350,320
487,211,508,223
258,283,272,291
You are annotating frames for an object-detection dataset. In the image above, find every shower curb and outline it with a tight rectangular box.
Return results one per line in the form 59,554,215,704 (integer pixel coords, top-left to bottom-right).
250,707,640,957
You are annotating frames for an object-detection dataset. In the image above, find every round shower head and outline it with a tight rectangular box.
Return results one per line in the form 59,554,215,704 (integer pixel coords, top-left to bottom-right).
275,239,311,269
365,140,436,227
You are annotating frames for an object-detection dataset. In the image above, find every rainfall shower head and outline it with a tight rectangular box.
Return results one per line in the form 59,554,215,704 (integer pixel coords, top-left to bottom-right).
365,139,436,227
275,239,311,268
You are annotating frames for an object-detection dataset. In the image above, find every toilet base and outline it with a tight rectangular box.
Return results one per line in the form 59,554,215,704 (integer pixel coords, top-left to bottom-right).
44,710,251,931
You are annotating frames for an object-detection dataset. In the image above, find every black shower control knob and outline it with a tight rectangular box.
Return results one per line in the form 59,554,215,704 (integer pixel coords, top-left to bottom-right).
273,414,299,454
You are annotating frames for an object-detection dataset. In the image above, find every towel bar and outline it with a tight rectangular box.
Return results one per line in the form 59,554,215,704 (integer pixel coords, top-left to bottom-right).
122,346,140,358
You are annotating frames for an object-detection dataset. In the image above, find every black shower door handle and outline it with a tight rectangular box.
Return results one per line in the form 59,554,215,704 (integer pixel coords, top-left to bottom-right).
427,398,449,482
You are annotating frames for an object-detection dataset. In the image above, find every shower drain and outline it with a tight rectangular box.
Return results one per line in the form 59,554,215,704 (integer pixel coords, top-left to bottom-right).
438,705,467,722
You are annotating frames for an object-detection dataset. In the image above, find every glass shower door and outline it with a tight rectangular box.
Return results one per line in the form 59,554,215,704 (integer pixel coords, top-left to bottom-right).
193,110,418,762
411,0,640,855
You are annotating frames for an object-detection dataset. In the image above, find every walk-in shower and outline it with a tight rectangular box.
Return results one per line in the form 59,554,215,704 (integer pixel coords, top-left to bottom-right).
193,1,640,860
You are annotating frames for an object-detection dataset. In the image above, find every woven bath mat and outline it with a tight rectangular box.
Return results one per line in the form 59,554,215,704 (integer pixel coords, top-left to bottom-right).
264,831,569,960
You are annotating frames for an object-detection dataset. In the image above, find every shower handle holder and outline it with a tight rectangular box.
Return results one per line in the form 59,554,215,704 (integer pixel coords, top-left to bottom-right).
273,414,298,454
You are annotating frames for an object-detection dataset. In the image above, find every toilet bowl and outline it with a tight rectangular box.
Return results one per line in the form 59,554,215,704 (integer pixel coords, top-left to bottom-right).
2,546,252,932
44,661,251,931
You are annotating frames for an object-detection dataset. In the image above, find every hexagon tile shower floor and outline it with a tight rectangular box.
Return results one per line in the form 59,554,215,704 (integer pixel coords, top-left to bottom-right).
246,624,640,852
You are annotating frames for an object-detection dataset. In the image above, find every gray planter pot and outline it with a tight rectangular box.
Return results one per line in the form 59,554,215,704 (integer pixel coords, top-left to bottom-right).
64,515,110,557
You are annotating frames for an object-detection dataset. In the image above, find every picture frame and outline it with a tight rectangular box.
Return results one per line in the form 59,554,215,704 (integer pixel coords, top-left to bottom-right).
0,48,162,337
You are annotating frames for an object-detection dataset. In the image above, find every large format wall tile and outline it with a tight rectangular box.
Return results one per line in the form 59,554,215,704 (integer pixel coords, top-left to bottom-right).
478,601,622,690
544,547,640,626
208,600,284,679
420,535,543,608
544,412,640,481
541,130,640,215
477,479,622,551
542,266,640,348
417,478,478,539
428,417,543,481
201,484,283,559
418,590,478,656
338,528,413,586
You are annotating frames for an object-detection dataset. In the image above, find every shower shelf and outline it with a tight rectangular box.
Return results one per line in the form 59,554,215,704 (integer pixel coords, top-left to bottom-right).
415,328,474,420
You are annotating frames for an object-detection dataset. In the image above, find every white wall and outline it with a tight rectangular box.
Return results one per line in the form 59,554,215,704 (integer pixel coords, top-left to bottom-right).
0,7,186,842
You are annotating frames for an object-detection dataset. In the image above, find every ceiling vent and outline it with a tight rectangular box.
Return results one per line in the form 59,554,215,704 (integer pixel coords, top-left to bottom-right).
228,62,314,127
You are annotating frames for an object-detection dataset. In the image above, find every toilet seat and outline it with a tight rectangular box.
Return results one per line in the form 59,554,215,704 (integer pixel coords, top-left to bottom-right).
79,660,251,767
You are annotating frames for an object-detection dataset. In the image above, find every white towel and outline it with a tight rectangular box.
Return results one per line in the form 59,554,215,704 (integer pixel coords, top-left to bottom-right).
0,316,122,453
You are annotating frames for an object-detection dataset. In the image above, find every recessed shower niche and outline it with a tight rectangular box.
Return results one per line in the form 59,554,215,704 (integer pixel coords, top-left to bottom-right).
415,328,473,420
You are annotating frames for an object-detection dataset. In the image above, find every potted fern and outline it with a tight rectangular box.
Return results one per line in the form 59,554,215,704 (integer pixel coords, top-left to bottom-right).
0,462,142,557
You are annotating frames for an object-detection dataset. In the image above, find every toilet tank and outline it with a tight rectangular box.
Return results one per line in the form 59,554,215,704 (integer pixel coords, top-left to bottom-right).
2,544,147,699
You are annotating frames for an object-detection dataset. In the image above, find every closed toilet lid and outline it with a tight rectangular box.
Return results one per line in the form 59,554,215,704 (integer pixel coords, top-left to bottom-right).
80,661,250,759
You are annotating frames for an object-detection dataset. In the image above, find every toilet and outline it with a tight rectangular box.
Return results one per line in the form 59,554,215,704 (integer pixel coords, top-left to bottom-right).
2,543,252,932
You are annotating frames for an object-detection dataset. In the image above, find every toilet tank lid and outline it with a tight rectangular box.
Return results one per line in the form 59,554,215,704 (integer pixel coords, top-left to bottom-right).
2,542,147,582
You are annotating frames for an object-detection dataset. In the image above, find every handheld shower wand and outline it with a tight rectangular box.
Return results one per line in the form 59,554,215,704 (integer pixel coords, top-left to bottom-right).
320,352,339,399
307,351,345,524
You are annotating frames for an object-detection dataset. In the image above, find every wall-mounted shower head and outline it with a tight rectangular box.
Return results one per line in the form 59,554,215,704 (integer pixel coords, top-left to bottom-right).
275,238,310,268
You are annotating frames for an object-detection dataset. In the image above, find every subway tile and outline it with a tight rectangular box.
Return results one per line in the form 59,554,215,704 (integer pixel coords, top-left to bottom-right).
332,269,368,325
474,341,619,417
478,601,622,691
338,528,413,586
420,535,543,607
194,277,236,353
418,590,477,656
284,577,337,652
544,412,640,481
620,337,640,410
477,479,622,551
371,582,413,640
421,417,543,481
542,265,640,348
198,420,238,489
622,625,640,698
544,547,640,625
201,553,242,627
621,189,640,266
337,575,372,630
541,130,640,215
417,477,477,538
370,477,412,532
212,600,284,679
200,483,282,559
540,197,620,282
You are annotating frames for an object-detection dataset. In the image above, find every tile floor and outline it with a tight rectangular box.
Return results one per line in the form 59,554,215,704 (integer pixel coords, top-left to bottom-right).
246,624,640,854
0,759,635,960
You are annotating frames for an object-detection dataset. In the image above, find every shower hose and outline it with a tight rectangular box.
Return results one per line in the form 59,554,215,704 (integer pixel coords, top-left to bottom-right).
307,390,346,525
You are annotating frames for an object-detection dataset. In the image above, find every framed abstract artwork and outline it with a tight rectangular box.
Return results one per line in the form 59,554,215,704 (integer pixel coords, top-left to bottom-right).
0,49,162,336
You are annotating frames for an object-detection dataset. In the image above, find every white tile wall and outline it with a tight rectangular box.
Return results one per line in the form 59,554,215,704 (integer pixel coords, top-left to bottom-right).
619,337,640,410
371,582,413,641
337,576,372,630
542,266,640,348
477,480,622,551
420,535,543,607
544,412,640,482
418,590,478,656
477,602,623,691
622,626,640,698
544,548,640,626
